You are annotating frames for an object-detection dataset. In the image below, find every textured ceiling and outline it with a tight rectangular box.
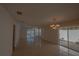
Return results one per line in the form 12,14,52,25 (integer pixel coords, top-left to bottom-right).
2,3,79,25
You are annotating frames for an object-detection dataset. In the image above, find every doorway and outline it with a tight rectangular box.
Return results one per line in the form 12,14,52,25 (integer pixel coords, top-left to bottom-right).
12,24,15,55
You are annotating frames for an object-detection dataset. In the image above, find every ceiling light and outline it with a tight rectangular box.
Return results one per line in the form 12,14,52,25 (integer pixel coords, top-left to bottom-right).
50,18,60,30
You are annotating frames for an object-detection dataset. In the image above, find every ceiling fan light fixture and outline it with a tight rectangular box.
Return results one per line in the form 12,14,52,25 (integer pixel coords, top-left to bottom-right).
50,24,60,30
50,17,61,30
56,24,60,27
50,24,55,27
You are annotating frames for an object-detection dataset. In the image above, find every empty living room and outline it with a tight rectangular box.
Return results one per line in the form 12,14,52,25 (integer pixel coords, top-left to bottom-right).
0,1,79,59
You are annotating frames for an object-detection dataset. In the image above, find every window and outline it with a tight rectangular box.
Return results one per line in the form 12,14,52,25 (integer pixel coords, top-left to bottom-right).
26,27,41,45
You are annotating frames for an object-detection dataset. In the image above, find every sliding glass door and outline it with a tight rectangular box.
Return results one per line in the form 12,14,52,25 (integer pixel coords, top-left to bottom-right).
68,27,79,56
59,29,69,56
59,26,79,56
25,27,42,47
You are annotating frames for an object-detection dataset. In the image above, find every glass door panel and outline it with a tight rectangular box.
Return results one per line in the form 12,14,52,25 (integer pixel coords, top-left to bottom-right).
59,27,79,56
59,29,69,56
69,28,79,56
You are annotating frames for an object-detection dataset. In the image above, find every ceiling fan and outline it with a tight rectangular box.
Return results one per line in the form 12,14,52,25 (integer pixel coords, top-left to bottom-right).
50,17,61,30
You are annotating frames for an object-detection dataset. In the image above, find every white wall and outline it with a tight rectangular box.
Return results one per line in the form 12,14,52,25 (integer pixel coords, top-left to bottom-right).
0,5,14,56
14,22,21,47
41,26,59,55
42,26,59,44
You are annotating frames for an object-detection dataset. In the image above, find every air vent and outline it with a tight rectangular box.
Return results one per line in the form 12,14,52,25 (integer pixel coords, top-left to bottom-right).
16,11,22,15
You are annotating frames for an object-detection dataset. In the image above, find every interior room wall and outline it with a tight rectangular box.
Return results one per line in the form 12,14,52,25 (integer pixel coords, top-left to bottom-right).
41,26,59,55
42,26,59,44
0,5,14,56
14,21,22,47
20,24,26,40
